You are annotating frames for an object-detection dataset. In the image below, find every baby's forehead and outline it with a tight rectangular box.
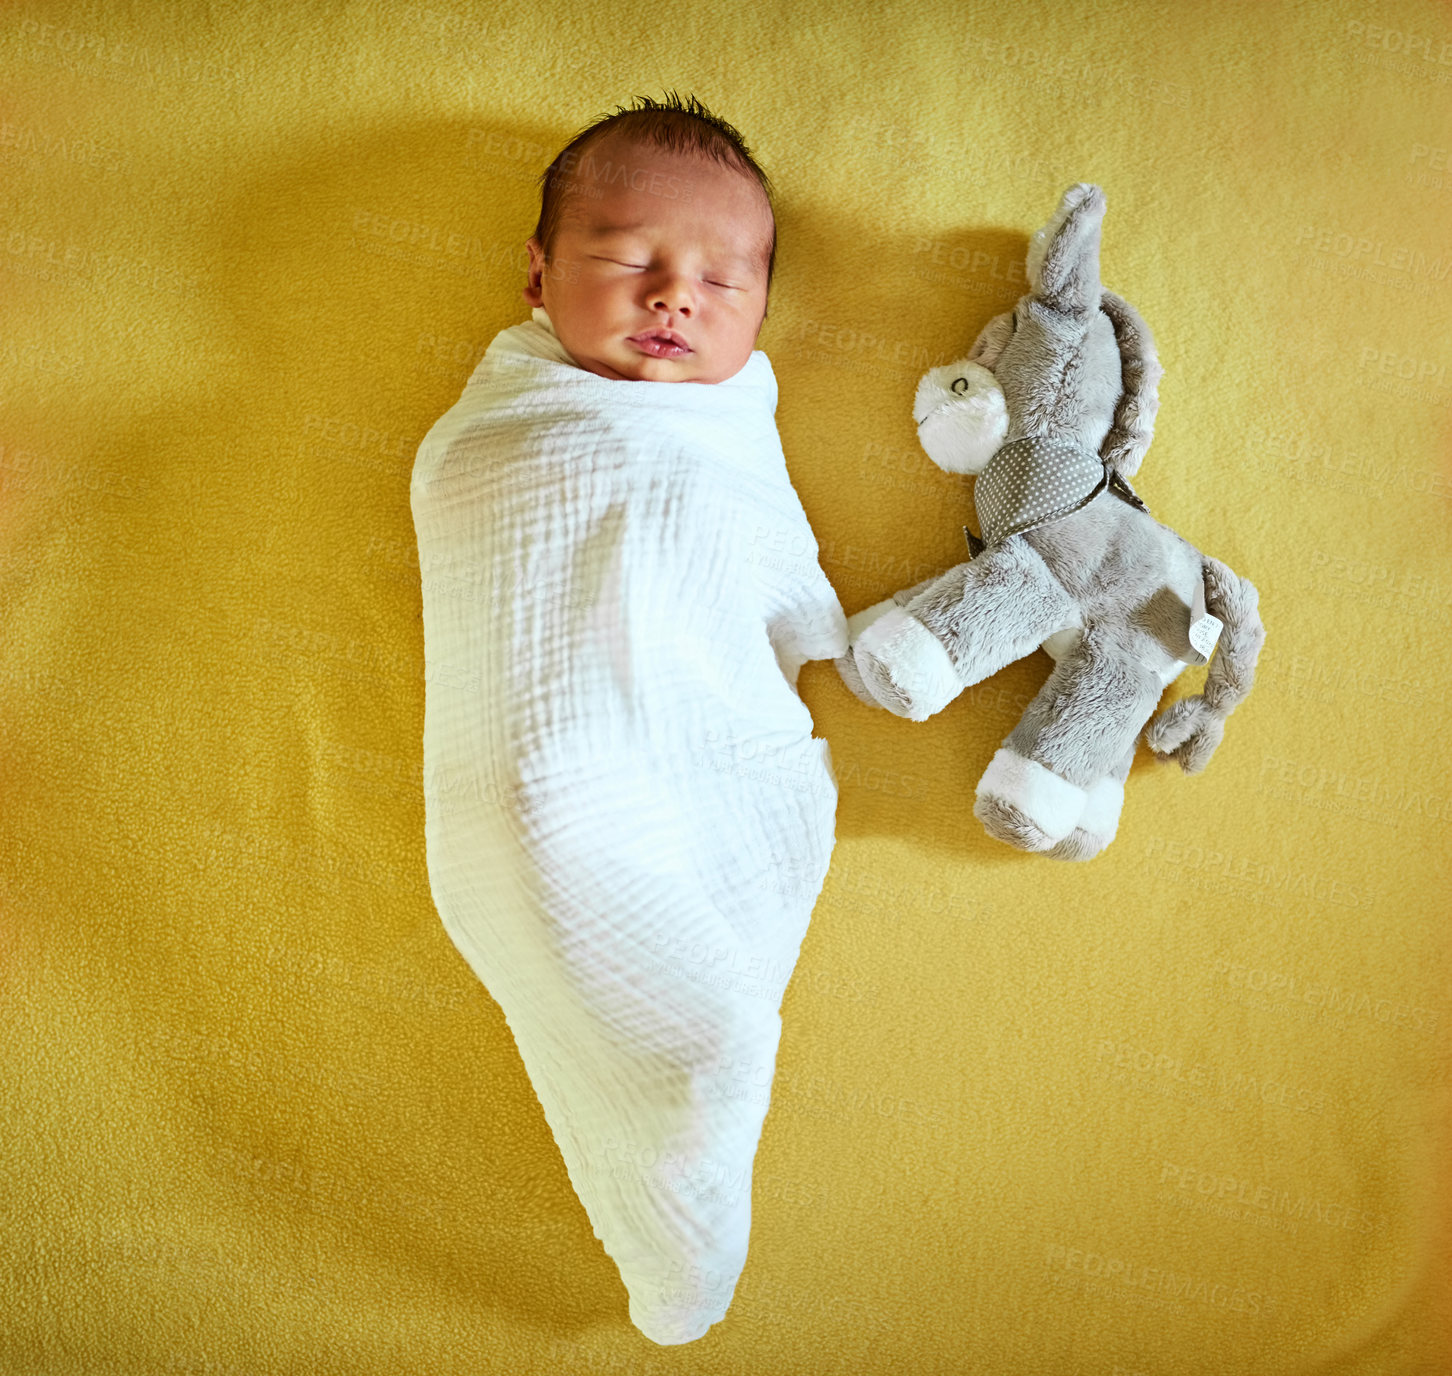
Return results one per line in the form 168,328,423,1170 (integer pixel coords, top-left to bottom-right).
560,137,770,224
557,187,760,233
571,132,725,186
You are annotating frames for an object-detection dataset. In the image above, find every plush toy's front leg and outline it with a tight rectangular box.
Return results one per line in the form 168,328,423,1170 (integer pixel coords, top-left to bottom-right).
975,629,1163,854
853,540,1080,722
833,572,950,710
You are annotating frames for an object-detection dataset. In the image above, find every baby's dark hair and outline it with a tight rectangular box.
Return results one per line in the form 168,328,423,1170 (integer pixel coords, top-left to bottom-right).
531,90,777,297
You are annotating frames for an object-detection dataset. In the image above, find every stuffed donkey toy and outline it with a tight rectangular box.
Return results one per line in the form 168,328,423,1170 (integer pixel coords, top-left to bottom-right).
837,182,1265,861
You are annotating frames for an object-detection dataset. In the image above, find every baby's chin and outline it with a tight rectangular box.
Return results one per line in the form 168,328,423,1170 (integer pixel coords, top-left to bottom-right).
584,346,733,384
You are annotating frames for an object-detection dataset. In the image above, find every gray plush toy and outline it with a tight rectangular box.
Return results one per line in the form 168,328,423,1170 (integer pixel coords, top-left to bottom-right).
837,182,1265,861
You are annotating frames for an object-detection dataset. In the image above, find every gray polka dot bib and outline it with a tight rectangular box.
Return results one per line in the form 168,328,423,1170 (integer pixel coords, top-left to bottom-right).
973,435,1109,547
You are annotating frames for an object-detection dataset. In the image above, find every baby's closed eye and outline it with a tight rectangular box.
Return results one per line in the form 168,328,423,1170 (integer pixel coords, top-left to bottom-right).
593,256,740,288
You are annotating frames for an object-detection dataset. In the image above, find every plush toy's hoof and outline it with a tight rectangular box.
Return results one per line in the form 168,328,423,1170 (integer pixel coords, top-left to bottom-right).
974,748,1087,849
834,650,883,709
974,793,1058,852
851,607,963,722
1043,774,1125,861
1044,827,1109,861
835,599,900,710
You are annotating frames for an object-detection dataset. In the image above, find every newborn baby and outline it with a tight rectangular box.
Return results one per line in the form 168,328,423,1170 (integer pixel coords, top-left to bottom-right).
411,95,847,1346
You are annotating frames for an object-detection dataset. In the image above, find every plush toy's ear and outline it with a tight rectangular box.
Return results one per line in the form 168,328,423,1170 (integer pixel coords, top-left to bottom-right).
1098,289,1163,480
1027,183,1105,318
967,309,1014,371
914,360,1008,475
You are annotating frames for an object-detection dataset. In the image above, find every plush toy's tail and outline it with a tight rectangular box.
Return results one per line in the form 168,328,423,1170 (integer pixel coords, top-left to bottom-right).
1144,557,1265,773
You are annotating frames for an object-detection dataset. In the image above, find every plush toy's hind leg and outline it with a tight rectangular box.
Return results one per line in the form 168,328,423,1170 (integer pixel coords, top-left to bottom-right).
1043,744,1135,862
975,632,1163,854
972,752,1086,852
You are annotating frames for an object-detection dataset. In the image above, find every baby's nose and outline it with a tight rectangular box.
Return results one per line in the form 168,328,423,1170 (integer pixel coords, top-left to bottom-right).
649,275,693,314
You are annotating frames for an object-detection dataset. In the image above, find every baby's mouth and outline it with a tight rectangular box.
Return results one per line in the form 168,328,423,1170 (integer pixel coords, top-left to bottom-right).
629,329,692,358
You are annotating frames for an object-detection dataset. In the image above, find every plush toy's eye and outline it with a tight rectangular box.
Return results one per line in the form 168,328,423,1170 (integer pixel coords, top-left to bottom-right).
1011,309,1019,329
951,376,969,394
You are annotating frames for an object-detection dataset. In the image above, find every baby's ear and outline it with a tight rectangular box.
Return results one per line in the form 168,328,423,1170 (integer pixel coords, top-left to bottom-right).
522,237,546,307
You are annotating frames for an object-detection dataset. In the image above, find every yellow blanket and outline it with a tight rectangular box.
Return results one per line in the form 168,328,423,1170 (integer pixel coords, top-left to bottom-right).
3,1,1448,1371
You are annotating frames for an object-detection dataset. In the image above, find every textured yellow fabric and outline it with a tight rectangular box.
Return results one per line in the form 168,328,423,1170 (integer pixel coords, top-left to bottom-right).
3,1,1450,1372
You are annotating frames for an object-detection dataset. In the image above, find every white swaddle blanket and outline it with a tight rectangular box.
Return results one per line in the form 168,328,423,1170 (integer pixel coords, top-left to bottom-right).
410,307,847,1345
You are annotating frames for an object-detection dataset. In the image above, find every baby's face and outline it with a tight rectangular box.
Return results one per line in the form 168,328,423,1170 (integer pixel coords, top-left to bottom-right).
523,136,772,384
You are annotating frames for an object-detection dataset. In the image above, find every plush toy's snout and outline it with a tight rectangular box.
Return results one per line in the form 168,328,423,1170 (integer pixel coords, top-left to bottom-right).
913,360,1006,476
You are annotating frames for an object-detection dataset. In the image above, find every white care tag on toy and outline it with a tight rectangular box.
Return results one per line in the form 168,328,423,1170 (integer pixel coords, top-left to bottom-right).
1186,576,1223,665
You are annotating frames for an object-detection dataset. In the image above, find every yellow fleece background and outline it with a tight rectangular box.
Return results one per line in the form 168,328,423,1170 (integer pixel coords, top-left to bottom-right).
3,1,1450,1372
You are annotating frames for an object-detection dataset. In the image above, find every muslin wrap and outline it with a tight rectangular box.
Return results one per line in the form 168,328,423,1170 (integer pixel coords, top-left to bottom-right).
410,307,848,1344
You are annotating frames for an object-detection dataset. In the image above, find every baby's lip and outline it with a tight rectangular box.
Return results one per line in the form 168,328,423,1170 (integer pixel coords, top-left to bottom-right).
628,327,691,349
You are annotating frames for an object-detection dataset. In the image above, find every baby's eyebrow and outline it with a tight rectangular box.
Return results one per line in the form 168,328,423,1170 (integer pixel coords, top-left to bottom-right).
584,221,648,237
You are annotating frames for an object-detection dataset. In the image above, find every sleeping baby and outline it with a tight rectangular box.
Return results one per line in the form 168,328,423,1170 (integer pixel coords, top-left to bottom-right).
519,96,774,384
410,93,848,1345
